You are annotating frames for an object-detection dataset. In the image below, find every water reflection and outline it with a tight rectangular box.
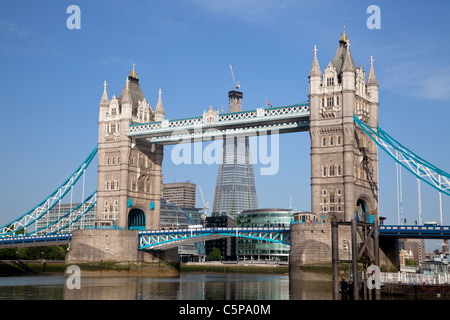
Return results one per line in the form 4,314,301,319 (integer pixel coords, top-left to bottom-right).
65,274,291,300
0,273,333,300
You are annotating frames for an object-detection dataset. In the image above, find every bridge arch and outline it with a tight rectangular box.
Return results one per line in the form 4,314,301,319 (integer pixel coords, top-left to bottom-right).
128,208,146,230
356,196,371,222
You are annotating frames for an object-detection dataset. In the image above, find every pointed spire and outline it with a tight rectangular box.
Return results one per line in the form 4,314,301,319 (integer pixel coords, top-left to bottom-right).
100,80,109,105
155,88,165,121
309,45,322,78
341,41,355,73
121,77,132,105
366,56,378,86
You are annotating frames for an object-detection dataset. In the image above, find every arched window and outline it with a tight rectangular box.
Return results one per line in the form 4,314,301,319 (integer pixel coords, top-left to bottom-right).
330,165,335,176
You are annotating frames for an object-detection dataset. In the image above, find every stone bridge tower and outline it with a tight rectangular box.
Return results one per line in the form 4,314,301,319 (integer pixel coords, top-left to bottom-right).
309,28,380,223
95,66,164,230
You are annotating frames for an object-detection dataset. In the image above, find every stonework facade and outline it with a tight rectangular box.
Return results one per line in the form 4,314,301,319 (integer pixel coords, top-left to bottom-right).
95,66,164,230
309,29,380,223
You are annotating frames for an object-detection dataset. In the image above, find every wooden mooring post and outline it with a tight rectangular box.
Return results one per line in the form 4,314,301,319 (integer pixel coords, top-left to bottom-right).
331,219,380,300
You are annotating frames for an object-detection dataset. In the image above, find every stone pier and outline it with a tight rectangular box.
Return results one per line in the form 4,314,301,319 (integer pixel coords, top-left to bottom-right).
289,223,399,279
66,229,179,277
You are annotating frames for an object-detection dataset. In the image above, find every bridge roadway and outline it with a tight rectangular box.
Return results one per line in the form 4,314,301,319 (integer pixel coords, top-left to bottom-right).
1,225,450,250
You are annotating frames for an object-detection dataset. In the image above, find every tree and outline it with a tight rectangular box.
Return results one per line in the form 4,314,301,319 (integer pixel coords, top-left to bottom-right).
207,247,222,261
405,258,417,267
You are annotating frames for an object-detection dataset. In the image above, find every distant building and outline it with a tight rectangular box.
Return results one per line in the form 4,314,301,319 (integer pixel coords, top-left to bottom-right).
163,181,204,225
212,88,258,217
236,208,291,262
163,182,196,209
205,212,236,261
399,249,414,267
399,238,425,265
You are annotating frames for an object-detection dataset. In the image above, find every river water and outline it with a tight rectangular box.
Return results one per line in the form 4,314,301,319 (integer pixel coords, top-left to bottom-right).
0,273,333,300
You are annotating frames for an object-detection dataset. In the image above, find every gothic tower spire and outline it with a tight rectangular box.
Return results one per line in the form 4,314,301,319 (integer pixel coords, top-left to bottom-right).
341,41,356,73
155,89,165,121
309,45,322,78
100,80,109,105
366,56,378,87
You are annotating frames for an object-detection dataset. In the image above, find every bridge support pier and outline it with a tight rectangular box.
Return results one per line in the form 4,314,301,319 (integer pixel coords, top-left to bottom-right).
289,222,399,285
66,229,179,277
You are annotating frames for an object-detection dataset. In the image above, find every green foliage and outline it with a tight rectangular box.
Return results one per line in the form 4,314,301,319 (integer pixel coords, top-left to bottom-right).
0,245,69,260
206,247,222,261
405,258,417,267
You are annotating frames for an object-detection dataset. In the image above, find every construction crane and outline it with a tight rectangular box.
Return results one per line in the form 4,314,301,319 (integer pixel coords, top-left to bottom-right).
197,186,210,225
229,64,240,91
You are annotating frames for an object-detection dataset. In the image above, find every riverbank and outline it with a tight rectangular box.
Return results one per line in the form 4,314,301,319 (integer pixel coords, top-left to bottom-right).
0,260,66,276
0,260,290,276
181,261,289,274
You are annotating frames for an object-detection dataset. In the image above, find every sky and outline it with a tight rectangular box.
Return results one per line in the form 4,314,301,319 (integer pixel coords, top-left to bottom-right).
0,1,449,248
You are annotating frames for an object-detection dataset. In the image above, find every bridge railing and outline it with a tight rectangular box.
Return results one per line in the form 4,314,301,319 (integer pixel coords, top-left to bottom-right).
380,272,450,285
128,103,310,135
354,114,450,196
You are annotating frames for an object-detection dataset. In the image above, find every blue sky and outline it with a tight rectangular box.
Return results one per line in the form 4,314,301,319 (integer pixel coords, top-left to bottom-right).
0,1,449,248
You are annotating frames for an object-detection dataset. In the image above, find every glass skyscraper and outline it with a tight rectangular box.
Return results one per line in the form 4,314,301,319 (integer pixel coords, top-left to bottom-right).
212,89,258,216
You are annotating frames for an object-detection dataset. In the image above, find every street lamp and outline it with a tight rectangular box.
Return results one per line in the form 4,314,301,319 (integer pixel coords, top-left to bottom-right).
343,240,351,281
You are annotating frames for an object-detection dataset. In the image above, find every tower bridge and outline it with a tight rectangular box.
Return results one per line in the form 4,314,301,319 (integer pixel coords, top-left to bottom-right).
0,28,449,276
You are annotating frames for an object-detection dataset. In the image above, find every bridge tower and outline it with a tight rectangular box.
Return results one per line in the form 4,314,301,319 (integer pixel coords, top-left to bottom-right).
95,66,164,230
309,27,380,223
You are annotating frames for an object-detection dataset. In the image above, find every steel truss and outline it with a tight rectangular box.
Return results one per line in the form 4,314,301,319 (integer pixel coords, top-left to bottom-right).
354,115,450,196
138,227,291,251
30,191,97,236
0,146,98,237
127,103,310,145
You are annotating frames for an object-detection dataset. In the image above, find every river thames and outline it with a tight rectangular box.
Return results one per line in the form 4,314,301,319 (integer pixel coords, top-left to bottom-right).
0,273,335,300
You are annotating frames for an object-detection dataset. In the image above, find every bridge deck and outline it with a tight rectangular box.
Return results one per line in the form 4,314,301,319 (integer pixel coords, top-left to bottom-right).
0,233,72,249
127,103,310,145
2,225,450,249
379,225,450,239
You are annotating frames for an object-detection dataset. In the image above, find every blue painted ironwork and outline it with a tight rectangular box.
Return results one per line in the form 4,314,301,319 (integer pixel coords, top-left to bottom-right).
127,103,310,145
30,191,97,236
354,115,450,196
4,224,450,249
138,227,290,251
379,225,450,239
0,146,98,237
0,233,72,248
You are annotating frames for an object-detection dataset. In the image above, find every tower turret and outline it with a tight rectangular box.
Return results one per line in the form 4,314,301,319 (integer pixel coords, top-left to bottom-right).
155,89,165,121
366,56,379,102
309,45,322,95
99,81,109,121
366,56,379,130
